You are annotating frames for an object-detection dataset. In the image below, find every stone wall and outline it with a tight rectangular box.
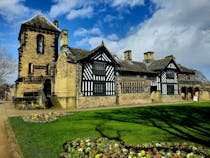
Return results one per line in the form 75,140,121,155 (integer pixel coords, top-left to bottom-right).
15,83,43,98
117,76,152,105
15,27,58,105
54,52,77,109
118,93,151,105
199,91,210,101
19,31,57,77
151,91,161,102
161,95,182,103
77,96,116,108
55,96,76,109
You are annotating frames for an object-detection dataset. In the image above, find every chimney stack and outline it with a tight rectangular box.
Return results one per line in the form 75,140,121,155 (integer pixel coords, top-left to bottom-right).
53,20,59,28
124,50,132,61
60,29,68,49
144,51,154,63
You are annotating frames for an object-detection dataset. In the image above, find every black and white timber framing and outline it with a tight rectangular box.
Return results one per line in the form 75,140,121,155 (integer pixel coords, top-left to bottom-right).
156,62,179,95
81,50,116,96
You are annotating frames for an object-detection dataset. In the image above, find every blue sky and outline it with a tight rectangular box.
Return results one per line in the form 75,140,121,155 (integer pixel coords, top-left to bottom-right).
0,0,210,83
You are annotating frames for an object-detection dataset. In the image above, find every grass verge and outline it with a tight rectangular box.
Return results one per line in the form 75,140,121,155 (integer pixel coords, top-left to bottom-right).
9,102,210,158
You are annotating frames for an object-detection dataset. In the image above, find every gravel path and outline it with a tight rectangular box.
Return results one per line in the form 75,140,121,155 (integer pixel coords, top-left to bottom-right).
0,102,12,158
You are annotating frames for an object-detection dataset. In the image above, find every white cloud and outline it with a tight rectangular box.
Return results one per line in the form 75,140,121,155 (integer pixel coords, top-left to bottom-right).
66,7,93,20
111,0,145,8
103,15,116,23
49,0,95,18
107,34,119,41
80,0,210,79
74,27,102,37
49,0,145,20
103,14,124,23
49,0,79,18
0,0,29,22
75,37,89,47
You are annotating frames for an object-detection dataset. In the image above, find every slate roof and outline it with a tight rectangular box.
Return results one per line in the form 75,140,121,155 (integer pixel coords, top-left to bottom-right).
148,57,172,71
147,55,195,75
65,47,92,62
20,13,60,32
64,45,155,74
178,64,195,74
63,46,194,75
63,44,117,64
117,60,153,73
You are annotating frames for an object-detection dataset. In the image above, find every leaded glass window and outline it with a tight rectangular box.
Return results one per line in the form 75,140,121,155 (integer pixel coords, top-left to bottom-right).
93,81,105,95
93,61,106,76
37,34,44,54
166,71,174,79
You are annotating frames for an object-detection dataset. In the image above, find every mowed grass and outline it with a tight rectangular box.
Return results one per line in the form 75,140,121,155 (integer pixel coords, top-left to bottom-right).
9,102,210,158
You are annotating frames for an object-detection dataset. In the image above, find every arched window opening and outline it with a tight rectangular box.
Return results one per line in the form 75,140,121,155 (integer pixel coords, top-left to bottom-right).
28,63,33,74
37,34,44,54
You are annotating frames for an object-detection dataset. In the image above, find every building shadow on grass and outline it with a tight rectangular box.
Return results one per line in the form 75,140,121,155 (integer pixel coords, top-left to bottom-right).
93,105,210,147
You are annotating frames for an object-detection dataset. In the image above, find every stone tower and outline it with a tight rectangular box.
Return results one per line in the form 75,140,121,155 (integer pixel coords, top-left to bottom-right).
14,14,60,108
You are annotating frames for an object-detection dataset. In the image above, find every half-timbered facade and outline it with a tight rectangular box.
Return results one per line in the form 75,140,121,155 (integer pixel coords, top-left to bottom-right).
148,55,180,95
54,40,118,108
81,50,116,96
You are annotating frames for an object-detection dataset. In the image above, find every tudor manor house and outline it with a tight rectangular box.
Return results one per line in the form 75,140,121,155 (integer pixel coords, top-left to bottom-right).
13,14,210,109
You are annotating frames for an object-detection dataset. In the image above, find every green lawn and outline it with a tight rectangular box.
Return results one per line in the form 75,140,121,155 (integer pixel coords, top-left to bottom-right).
9,102,210,158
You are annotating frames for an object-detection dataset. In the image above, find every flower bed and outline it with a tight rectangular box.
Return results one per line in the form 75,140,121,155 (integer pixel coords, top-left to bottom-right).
59,138,210,158
22,112,73,123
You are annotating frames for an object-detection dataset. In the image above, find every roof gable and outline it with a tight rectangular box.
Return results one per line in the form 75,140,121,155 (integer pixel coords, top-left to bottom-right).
167,62,176,69
18,14,61,40
63,44,118,65
148,56,180,72
91,51,112,62
21,14,60,32
84,45,118,64
166,60,180,71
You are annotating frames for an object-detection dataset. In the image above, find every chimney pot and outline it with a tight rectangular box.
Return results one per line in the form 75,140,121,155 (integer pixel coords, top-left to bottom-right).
144,51,154,63
53,20,59,28
124,50,132,61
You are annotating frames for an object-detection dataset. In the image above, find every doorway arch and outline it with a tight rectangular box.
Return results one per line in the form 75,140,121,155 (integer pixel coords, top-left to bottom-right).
43,79,51,96
181,86,187,99
188,87,193,100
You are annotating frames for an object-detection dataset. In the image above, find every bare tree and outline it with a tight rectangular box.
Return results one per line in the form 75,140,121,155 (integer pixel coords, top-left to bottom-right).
0,46,16,85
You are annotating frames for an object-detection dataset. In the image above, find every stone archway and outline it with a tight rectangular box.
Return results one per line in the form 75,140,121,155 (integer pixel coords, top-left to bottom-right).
194,87,200,92
187,87,193,100
181,86,187,100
